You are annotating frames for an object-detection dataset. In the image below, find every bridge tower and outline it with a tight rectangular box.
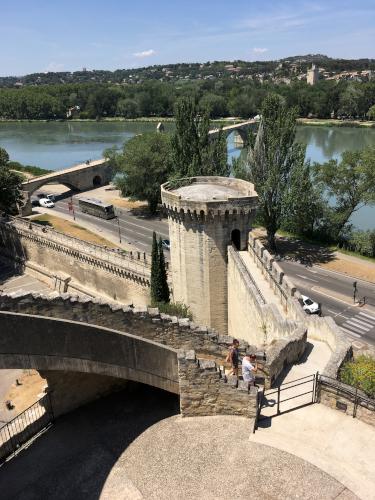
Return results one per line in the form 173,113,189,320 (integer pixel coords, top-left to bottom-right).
161,176,258,333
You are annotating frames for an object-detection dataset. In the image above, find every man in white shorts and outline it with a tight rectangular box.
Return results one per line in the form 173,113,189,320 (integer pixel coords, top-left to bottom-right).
242,353,257,389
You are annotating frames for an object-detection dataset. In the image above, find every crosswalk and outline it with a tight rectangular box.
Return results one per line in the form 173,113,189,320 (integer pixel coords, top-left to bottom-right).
341,311,375,339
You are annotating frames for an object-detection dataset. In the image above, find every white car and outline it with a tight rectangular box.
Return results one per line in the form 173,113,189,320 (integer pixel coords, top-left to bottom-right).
39,198,55,208
300,295,320,315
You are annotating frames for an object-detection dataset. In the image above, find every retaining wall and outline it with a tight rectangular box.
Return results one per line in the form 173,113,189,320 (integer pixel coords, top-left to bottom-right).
0,217,151,305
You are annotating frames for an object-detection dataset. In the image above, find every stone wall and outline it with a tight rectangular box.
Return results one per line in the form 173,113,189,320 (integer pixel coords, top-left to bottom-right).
227,246,302,345
318,377,375,428
0,217,151,305
264,327,307,389
178,350,258,419
245,234,352,381
39,371,129,417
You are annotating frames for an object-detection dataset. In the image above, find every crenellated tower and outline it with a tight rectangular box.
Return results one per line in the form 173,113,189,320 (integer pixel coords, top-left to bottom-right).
161,176,258,333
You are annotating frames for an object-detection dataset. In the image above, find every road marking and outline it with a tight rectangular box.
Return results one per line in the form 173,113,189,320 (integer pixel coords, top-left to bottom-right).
349,316,375,328
311,287,351,305
340,327,362,338
296,274,319,282
327,309,337,314
358,311,375,322
345,320,370,331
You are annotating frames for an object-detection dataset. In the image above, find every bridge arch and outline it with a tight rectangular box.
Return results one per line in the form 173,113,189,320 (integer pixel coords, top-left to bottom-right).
0,311,179,397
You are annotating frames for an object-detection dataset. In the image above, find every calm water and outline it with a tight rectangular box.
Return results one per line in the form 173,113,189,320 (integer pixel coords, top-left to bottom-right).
0,121,374,230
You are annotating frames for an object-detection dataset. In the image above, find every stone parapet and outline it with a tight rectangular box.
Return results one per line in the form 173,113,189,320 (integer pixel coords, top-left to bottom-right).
178,350,258,419
161,176,258,219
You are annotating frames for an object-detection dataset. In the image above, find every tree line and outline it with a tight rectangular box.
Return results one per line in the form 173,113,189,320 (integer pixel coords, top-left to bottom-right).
108,94,375,258
1,79,375,121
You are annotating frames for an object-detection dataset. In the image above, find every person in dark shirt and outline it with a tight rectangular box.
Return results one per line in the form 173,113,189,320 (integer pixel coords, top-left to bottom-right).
226,339,240,376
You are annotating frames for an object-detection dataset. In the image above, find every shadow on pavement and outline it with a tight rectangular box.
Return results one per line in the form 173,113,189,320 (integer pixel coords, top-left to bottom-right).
0,383,179,500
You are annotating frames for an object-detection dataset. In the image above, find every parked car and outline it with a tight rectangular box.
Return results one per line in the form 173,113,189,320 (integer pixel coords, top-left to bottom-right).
300,295,320,315
39,198,55,208
162,239,170,251
46,194,56,202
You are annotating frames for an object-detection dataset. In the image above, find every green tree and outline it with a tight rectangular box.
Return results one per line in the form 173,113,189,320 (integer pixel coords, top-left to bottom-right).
282,160,324,237
0,148,23,213
150,233,170,305
157,237,170,303
0,147,10,166
367,104,375,121
150,232,159,304
114,132,173,214
314,147,375,239
238,93,305,251
171,96,228,178
116,98,140,118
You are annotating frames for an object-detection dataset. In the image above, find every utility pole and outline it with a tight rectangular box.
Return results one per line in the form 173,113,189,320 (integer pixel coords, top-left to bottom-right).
68,196,75,221
116,216,122,243
353,281,357,304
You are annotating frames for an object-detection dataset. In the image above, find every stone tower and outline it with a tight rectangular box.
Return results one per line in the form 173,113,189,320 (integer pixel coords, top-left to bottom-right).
161,176,258,333
307,64,319,85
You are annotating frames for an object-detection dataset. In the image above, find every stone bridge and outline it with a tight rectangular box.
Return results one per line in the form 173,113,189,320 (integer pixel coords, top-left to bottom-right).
208,119,257,146
0,292,258,418
20,159,111,215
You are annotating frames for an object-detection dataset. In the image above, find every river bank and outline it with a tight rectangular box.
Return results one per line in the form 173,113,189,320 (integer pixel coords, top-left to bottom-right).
1,116,375,128
297,118,375,128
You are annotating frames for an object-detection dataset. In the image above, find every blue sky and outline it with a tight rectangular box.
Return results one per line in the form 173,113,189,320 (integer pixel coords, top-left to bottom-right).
1,0,374,76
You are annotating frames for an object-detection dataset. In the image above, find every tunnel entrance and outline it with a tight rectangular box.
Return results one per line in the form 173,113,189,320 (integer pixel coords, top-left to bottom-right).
231,229,241,250
93,175,102,187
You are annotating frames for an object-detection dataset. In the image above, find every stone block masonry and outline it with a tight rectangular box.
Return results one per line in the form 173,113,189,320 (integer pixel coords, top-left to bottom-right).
0,216,151,305
178,350,258,419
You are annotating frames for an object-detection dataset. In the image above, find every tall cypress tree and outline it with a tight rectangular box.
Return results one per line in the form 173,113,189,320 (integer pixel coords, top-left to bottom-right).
158,237,170,303
150,231,159,305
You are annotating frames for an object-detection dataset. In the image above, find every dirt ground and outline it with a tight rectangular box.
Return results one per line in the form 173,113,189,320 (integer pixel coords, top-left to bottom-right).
31,214,119,248
252,228,375,283
4,371,47,415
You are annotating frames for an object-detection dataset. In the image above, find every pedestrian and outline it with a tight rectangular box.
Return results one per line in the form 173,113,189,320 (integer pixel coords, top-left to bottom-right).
226,339,240,376
242,353,258,389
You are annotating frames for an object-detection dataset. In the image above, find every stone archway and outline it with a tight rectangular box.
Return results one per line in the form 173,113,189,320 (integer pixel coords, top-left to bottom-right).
231,229,241,250
93,175,102,187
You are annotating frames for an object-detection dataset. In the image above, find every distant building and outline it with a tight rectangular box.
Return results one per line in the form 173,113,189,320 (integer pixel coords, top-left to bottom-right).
307,64,319,85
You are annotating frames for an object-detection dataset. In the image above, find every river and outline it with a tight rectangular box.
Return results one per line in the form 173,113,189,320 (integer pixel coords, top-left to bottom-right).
0,121,374,230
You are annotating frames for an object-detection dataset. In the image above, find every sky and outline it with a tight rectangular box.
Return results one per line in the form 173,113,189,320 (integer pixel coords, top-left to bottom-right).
1,0,374,76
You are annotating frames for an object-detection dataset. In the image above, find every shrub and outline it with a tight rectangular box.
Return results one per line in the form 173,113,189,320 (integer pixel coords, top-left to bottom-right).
153,301,192,320
340,355,375,398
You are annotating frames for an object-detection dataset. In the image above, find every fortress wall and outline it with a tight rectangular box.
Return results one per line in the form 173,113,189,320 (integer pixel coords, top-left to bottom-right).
246,233,352,379
178,350,258,421
227,246,301,346
0,218,151,306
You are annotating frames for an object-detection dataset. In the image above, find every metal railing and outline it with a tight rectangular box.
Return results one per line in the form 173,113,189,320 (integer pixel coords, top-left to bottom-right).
0,393,54,462
318,374,375,418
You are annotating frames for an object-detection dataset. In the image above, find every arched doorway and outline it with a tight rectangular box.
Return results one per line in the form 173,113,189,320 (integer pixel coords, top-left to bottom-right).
93,175,102,187
231,229,241,250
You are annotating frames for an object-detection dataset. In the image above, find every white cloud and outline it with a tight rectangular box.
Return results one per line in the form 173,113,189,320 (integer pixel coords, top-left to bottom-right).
133,49,156,59
253,48,268,54
45,62,65,72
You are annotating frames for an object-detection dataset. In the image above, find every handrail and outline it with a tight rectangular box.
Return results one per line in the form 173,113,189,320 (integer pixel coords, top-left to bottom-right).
249,244,288,301
232,245,266,305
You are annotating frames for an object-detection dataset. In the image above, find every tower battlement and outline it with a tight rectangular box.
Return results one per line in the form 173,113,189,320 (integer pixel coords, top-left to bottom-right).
161,176,258,218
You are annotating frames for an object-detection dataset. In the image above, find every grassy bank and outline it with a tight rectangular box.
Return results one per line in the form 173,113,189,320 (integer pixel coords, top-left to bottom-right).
297,118,375,128
9,162,52,177
31,214,119,248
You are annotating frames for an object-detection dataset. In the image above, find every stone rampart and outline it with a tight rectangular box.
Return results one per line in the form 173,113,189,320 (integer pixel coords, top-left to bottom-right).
228,246,302,344
0,217,151,305
178,350,258,419
246,233,352,380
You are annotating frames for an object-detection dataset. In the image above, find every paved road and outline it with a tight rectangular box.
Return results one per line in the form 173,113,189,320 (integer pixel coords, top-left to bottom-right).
44,195,375,347
278,260,375,346
53,197,169,251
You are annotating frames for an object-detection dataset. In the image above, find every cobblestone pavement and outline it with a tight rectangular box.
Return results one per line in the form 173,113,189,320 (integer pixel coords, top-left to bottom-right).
0,385,357,500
